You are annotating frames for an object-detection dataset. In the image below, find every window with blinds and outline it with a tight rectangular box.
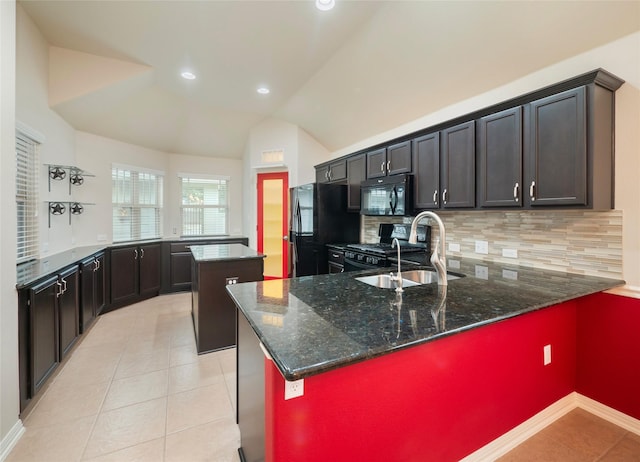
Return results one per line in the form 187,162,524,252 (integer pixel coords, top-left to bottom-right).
112,165,164,242
16,130,40,262
180,175,229,236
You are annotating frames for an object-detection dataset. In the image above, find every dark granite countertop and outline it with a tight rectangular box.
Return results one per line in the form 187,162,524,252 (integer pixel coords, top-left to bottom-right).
17,245,106,288
190,243,264,262
227,258,624,381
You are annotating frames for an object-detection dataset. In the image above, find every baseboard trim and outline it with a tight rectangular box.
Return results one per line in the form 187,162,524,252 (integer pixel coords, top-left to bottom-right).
576,394,640,435
0,419,24,462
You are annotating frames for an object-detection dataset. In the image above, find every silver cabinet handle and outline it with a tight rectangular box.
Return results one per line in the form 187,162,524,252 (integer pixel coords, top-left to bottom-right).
513,182,519,202
56,281,63,297
432,189,438,205
331,253,340,258
529,181,536,201
134,249,138,260
386,160,391,172
140,248,145,259
442,189,448,205
96,258,100,270
61,277,67,294
380,162,385,173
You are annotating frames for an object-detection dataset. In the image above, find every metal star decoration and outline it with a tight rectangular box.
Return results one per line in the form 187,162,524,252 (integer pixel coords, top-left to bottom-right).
70,202,84,215
49,202,66,215
70,174,84,186
49,167,66,181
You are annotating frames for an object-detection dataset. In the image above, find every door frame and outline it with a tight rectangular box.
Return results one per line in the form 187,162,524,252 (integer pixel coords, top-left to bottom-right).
257,171,289,280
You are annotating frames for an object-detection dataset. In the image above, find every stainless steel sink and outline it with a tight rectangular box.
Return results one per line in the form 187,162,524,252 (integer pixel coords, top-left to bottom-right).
355,274,420,289
402,269,461,284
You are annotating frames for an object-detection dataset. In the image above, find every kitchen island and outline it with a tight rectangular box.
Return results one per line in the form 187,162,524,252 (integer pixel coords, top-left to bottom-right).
227,259,624,462
190,244,264,354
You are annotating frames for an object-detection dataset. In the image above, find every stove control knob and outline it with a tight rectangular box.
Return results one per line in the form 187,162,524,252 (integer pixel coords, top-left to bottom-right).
365,256,372,264
357,254,364,261
371,257,378,265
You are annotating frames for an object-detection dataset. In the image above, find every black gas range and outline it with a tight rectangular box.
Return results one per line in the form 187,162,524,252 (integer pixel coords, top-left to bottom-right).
343,224,430,271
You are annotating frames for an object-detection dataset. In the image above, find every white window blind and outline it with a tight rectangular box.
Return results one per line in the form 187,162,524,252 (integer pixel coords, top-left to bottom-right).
180,176,229,236
16,130,40,262
112,166,164,242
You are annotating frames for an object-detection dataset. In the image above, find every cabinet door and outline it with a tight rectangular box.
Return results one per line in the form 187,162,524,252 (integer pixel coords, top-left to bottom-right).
110,246,138,305
413,133,440,209
139,243,161,296
316,166,330,184
95,253,106,314
387,141,412,175
478,107,523,207
170,252,192,291
525,86,587,206
328,159,347,182
58,266,79,360
366,148,387,179
29,275,59,395
346,154,366,211
441,121,475,208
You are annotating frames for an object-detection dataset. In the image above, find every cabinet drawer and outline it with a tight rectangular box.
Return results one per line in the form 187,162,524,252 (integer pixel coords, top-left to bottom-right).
328,249,345,265
170,243,194,253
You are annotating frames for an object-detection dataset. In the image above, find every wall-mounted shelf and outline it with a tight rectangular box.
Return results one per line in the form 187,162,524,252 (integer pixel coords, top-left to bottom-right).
46,201,95,227
45,164,95,194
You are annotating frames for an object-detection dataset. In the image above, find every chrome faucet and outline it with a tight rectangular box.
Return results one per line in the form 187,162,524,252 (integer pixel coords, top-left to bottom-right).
408,211,447,286
390,237,403,293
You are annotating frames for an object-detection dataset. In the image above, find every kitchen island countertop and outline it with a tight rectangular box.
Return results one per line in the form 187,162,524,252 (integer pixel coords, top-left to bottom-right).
226,258,624,381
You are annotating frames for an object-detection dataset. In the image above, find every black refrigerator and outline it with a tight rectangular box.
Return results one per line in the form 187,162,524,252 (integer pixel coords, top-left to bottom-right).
289,183,359,277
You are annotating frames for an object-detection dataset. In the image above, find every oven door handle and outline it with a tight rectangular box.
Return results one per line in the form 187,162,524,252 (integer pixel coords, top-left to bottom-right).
344,257,379,271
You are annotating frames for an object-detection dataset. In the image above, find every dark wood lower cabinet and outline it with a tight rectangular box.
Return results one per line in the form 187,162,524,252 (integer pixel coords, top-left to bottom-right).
29,275,59,397
58,266,79,361
81,252,105,333
108,243,160,310
191,255,263,354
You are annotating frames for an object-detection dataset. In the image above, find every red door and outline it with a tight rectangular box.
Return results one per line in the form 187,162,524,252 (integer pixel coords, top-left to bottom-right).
257,172,288,280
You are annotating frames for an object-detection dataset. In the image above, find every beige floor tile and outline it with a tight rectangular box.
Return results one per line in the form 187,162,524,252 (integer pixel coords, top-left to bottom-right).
83,398,167,459
169,343,199,367
53,345,123,388
5,415,95,462
168,354,225,395
166,383,234,434
114,348,170,379
24,380,110,429
217,348,237,375
496,432,590,462
102,369,169,411
81,437,165,462
600,432,640,461
165,418,240,462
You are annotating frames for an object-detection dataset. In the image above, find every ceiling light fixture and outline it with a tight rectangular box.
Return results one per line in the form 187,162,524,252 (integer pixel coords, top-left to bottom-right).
257,87,270,95
315,0,335,11
181,71,196,80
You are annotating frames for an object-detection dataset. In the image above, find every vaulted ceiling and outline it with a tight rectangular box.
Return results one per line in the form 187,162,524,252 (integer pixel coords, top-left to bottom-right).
19,0,640,159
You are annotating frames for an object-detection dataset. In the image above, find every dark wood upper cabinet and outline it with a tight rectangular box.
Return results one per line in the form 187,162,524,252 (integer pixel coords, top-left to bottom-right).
441,121,475,208
316,159,347,183
412,132,440,209
346,153,366,211
524,86,587,207
478,107,523,207
366,148,387,179
387,141,412,176
366,142,412,179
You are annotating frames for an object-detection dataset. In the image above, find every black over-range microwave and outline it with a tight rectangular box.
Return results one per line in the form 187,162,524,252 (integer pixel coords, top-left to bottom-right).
360,174,413,216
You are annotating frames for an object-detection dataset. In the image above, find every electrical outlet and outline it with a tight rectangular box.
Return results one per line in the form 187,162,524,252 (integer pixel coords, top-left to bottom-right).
502,248,518,258
502,269,518,281
544,345,552,365
285,379,304,400
448,243,460,252
448,259,461,270
226,277,239,285
475,265,489,280
475,240,489,254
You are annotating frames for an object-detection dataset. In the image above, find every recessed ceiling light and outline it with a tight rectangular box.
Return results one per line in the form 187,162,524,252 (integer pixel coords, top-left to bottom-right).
181,71,196,80
315,0,335,11
257,87,270,95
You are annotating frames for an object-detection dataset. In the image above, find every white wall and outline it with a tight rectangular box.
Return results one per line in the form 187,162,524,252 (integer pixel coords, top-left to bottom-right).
0,0,23,456
333,32,640,288
16,4,77,256
242,117,331,247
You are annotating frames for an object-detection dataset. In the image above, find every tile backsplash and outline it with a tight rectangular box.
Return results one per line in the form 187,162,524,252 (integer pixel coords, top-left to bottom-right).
363,210,622,279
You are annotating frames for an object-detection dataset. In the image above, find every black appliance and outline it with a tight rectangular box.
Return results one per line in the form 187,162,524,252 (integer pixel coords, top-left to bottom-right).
360,174,413,216
343,223,430,272
289,183,359,277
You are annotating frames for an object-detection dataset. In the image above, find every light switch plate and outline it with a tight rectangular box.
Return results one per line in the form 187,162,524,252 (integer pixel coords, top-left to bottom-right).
475,240,489,255
449,243,460,252
502,248,518,258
